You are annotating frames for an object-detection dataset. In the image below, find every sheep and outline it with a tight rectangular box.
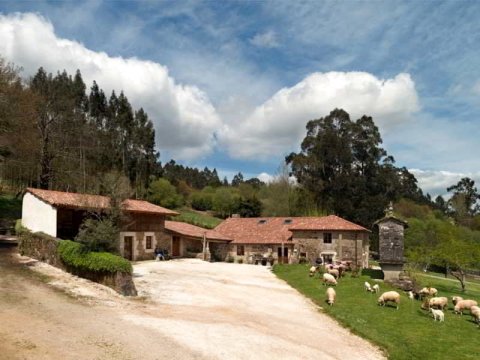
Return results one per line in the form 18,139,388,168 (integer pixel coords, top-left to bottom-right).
454,299,478,315
328,268,340,279
364,281,372,292
430,308,445,322
372,284,380,293
378,291,401,310
322,273,337,286
470,306,480,325
309,266,319,277
407,291,414,300
418,287,438,298
452,296,463,306
428,297,448,310
326,287,336,306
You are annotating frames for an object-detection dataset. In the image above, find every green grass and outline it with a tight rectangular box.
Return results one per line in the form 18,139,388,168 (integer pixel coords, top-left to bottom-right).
273,264,480,360
172,208,223,229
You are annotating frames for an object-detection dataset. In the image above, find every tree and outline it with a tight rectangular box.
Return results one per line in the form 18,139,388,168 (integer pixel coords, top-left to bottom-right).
75,218,119,253
233,196,262,217
231,172,244,186
212,187,237,218
447,177,480,218
147,178,183,209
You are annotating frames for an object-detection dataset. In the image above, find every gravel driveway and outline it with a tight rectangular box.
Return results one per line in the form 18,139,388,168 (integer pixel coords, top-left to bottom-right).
131,259,385,360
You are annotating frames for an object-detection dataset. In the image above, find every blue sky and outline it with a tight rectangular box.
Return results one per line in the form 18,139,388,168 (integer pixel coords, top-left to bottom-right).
1,1,479,196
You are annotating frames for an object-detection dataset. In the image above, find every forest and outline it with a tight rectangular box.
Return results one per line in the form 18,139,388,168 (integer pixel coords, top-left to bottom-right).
1,58,480,274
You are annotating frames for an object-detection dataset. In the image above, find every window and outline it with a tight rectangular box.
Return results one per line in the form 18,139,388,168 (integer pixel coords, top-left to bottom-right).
258,219,267,224
283,219,292,224
323,233,332,244
237,245,245,256
146,236,153,249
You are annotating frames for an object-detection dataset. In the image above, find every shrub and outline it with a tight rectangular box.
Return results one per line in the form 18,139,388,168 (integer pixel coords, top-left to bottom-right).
299,256,308,264
237,258,244,264
226,255,234,263
190,192,213,211
15,219,27,235
75,218,119,253
57,240,132,274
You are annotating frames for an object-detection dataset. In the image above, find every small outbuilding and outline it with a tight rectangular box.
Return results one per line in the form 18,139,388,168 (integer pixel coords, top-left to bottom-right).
22,188,178,261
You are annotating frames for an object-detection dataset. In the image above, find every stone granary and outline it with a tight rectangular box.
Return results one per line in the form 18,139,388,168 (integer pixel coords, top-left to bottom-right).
374,204,408,281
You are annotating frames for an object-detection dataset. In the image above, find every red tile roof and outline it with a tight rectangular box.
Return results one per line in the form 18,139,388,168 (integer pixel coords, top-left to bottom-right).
165,221,232,242
214,215,369,244
288,215,370,232
26,188,178,216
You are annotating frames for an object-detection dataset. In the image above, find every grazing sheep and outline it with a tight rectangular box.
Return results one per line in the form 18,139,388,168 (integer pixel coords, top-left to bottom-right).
309,266,319,277
326,287,336,306
430,308,445,322
407,291,414,300
328,268,340,279
378,291,401,310
323,273,337,286
454,299,478,315
452,296,463,306
364,281,372,292
470,306,480,325
372,284,380,293
428,297,449,310
419,287,438,298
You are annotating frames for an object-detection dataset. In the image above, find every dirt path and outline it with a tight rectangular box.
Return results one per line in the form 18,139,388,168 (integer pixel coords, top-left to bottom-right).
0,246,385,359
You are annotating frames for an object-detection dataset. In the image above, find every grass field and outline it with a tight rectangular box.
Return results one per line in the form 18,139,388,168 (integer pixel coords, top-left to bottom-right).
273,264,480,360
172,208,223,229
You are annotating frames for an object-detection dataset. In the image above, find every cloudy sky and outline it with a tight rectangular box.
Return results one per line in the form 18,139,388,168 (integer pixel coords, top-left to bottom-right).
0,1,479,196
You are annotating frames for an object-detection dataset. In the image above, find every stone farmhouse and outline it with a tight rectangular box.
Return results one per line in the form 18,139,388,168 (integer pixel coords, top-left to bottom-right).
21,188,231,261
22,188,370,266
215,216,371,267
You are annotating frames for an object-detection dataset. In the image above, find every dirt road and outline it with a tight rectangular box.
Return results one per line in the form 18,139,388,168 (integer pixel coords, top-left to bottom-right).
0,247,385,359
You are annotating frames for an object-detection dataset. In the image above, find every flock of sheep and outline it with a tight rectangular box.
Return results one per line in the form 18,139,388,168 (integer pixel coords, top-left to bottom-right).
309,264,480,327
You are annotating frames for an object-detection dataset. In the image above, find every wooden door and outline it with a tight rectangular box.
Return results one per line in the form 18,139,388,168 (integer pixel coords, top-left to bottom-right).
172,236,181,257
124,236,133,260
277,247,289,264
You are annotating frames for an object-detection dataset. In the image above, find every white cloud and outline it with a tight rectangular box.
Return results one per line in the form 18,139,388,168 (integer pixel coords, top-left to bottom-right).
219,71,419,159
250,30,279,48
409,169,480,198
0,13,221,160
257,172,274,183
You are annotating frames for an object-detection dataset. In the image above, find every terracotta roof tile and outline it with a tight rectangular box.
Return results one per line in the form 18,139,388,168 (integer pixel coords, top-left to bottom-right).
26,188,178,216
214,215,369,244
165,221,232,242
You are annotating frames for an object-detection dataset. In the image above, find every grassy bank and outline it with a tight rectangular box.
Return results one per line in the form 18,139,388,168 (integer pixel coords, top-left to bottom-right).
273,264,480,360
173,208,223,229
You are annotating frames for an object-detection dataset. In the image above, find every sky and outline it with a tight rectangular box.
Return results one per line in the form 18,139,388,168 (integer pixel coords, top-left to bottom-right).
0,1,479,197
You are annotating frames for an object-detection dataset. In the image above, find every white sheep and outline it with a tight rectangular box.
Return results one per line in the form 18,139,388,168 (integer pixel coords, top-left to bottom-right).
364,281,372,292
430,308,445,322
451,296,463,306
309,266,318,277
323,273,337,286
454,299,478,315
470,306,480,325
326,287,336,306
378,291,401,310
428,297,448,310
418,287,438,298
372,284,380,293
328,268,339,279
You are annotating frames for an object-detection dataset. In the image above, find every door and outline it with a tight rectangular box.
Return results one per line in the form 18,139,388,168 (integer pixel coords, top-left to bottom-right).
124,236,133,260
172,236,181,257
277,247,289,264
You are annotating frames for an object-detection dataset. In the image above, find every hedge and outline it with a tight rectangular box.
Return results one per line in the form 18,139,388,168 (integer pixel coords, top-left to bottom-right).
57,240,132,274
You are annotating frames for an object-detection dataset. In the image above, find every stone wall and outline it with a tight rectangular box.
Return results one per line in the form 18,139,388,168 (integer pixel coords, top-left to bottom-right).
19,231,137,296
292,230,369,267
226,243,294,264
